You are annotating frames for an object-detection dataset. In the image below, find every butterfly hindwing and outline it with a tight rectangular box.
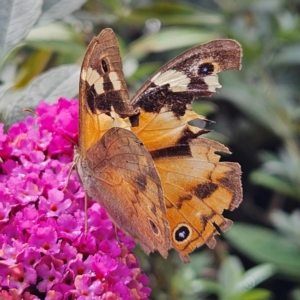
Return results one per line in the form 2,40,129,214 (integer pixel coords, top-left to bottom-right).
151,138,242,262
78,127,171,257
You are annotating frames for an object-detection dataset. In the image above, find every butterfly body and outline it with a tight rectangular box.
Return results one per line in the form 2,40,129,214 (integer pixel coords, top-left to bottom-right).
77,28,242,262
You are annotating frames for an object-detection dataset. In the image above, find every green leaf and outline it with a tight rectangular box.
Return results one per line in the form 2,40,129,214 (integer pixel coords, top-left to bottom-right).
0,83,13,123
25,23,85,57
15,49,52,88
290,288,300,300
239,289,272,300
124,2,221,26
171,251,218,298
219,0,281,12
225,223,300,278
38,0,87,25
0,84,12,99
270,210,300,248
126,62,161,86
221,72,297,141
272,44,300,65
188,279,221,296
250,170,300,199
250,149,300,201
127,27,218,59
235,264,275,294
202,131,231,146
2,64,79,125
192,101,217,116
218,256,244,297
0,0,43,67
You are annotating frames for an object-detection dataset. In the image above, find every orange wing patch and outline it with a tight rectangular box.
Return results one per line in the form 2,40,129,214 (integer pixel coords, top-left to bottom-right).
133,105,242,263
150,138,242,263
132,107,208,151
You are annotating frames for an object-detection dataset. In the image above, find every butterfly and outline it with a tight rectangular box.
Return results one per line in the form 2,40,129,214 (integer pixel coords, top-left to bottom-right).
76,28,242,263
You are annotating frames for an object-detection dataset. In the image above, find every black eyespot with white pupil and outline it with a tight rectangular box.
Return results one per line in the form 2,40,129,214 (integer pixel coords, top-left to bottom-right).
175,225,190,242
198,62,214,75
101,59,109,73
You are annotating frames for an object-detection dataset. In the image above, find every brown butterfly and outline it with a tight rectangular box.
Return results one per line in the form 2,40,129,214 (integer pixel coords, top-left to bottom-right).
77,28,242,263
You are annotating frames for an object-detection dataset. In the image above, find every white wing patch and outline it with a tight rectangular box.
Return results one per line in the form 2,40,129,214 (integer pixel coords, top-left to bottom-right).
151,70,190,92
81,68,87,81
86,67,100,85
109,71,122,91
94,77,104,94
203,75,221,92
84,68,122,95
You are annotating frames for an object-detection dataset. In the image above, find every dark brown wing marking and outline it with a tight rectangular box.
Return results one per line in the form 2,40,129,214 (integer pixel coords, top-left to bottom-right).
131,39,242,117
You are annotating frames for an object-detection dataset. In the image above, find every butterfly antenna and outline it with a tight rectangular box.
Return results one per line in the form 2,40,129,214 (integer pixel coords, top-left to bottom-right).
22,108,39,116
62,144,81,192
63,133,77,146
61,161,76,192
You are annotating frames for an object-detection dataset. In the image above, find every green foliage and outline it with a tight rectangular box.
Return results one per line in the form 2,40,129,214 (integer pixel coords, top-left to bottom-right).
1,0,300,298
225,223,300,278
270,209,300,249
170,253,274,300
0,0,86,125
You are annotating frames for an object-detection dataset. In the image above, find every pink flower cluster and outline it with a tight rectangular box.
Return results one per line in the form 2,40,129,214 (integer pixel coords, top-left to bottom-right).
0,98,150,299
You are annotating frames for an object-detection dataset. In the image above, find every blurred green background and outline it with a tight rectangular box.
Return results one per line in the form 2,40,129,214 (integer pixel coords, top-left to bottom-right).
1,0,300,299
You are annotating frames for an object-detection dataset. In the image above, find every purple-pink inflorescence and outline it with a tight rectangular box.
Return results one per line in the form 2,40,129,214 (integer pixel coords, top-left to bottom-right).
0,98,150,299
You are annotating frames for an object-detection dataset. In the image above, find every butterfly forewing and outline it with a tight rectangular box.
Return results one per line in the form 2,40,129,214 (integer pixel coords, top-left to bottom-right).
131,39,242,152
79,28,137,156
131,39,242,117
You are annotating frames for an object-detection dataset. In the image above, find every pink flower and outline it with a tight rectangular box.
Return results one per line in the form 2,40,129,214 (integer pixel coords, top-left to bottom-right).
7,263,37,293
28,223,61,254
0,201,10,223
73,274,103,296
56,214,82,241
39,188,72,218
36,263,63,292
16,248,42,268
0,98,150,299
